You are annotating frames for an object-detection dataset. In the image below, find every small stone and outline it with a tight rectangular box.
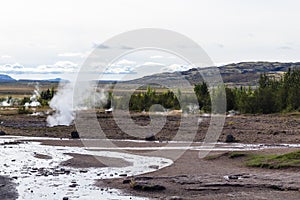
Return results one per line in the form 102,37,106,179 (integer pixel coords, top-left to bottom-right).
123,179,131,184
145,134,156,141
225,134,235,143
228,175,239,179
133,183,166,191
63,197,69,200
119,174,127,177
149,165,159,169
71,131,80,139
69,183,78,188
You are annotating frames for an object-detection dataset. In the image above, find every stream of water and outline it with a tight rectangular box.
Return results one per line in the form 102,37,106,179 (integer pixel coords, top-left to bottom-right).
1,136,300,200
0,136,172,200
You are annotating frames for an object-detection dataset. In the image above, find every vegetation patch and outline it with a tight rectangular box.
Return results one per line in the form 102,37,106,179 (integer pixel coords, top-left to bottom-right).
204,152,247,160
246,150,300,169
228,152,247,158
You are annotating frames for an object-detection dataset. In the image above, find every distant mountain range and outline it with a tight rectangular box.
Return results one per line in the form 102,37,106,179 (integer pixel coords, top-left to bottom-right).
1,61,299,86
0,74,16,82
0,75,66,83
124,61,300,87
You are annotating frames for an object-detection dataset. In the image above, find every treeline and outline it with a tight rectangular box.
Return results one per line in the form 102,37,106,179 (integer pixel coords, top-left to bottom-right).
224,68,300,113
111,68,300,114
111,87,181,112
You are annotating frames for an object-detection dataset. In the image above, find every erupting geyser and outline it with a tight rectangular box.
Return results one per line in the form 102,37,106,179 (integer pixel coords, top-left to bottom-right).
47,83,74,127
46,81,108,127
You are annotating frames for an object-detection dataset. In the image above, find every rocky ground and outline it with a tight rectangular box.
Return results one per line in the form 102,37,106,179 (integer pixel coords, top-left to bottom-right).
0,112,299,143
100,148,300,200
0,112,300,199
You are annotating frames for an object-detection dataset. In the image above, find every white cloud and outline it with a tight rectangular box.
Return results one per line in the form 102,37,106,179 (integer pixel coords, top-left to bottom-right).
0,61,79,74
58,52,90,58
141,62,165,67
150,55,163,59
114,59,136,66
105,66,135,74
104,59,137,74
161,64,193,72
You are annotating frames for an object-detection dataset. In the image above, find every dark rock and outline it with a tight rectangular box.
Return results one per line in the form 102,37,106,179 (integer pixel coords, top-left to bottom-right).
71,131,80,139
63,197,69,200
228,175,239,180
69,183,78,188
123,179,131,184
0,131,6,135
145,134,156,141
225,134,235,143
3,141,21,145
133,183,166,191
119,174,127,177
149,165,159,169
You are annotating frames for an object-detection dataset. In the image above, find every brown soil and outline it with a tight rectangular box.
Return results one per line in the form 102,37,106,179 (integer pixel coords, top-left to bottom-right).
60,153,132,168
99,149,300,200
0,112,300,144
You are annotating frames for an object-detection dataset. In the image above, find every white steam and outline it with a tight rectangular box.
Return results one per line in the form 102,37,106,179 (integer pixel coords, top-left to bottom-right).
25,84,41,107
46,81,107,127
0,97,13,107
47,83,74,127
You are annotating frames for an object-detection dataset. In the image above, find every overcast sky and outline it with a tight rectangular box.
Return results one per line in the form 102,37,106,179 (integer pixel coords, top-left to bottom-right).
0,0,299,80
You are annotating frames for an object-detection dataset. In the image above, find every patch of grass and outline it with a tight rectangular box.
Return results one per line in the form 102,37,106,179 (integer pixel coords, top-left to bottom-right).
227,121,235,125
204,154,224,160
246,150,300,169
228,152,247,158
204,152,247,160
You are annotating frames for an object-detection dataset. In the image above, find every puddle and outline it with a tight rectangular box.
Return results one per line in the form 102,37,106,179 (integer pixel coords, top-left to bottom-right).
0,137,173,200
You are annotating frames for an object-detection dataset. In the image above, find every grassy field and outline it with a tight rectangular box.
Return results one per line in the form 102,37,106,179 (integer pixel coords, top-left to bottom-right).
0,82,58,98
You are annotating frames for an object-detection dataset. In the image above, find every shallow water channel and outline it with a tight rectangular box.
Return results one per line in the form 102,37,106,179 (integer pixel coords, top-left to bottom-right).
0,136,172,200
1,136,300,200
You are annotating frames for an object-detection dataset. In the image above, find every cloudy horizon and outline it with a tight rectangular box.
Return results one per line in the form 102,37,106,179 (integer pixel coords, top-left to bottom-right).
1,0,300,80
